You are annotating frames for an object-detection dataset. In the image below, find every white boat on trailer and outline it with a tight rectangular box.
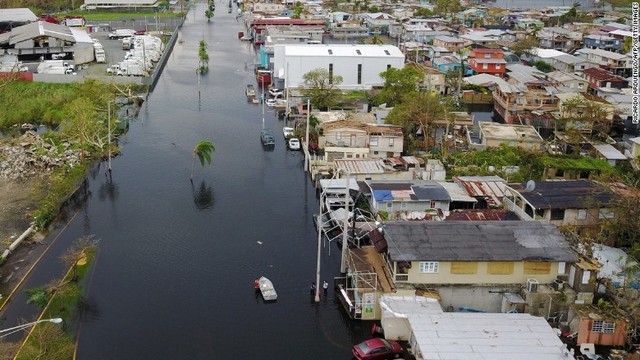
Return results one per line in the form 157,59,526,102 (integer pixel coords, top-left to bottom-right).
255,276,277,301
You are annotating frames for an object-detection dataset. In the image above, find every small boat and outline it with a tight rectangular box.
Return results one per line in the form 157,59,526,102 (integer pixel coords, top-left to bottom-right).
245,84,256,99
256,276,277,301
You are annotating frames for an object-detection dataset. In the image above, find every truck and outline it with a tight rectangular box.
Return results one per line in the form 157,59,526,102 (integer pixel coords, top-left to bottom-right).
106,61,146,77
37,60,74,74
108,29,136,39
122,37,133,50
62,16,86,27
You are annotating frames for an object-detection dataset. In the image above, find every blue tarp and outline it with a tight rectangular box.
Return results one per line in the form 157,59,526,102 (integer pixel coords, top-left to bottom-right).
373,190,393,202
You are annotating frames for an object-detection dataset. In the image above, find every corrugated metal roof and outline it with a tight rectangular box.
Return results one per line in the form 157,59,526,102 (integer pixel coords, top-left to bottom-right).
446,209,520,221
509,180,614,210
0,21,75,46
335,159,386,174
383,221,577,262
0,8,37,23
454,176,507,206
437,181,477,203
594,144,626,160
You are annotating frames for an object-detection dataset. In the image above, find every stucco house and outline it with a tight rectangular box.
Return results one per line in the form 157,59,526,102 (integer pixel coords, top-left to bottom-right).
366,180,451,220
503,180,615,231
477,123,544,151
318,120,404,160
380,221,578,311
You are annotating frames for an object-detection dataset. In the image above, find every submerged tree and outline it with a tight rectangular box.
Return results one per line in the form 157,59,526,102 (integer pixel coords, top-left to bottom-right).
197,40,209,74
191,140,215,180
60,235,99,282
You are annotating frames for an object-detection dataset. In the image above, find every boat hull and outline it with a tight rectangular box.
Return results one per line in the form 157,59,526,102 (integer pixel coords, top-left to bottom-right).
258,276,277,301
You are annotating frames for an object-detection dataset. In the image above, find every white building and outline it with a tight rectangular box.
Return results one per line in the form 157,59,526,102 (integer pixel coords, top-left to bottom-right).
380,295,573,360
273,44,405,90
83,0,158,10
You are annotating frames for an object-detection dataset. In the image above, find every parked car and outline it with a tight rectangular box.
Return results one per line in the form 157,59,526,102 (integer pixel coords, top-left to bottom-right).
134,29,146,35
352,338,403,360
283,127,294,138
269,88,283,97
288,138,300,150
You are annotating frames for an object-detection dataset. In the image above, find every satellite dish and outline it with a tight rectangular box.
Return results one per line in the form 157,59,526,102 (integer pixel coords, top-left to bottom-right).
525,180,536,192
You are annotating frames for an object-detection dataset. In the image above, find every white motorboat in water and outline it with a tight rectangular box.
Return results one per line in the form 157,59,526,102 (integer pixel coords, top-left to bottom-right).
255,276,277,301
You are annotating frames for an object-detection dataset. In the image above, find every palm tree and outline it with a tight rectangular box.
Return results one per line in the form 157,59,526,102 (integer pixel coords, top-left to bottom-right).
191,140,215,180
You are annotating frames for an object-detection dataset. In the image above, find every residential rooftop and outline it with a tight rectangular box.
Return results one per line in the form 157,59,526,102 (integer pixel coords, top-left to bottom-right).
509,180,614,210
382,220,578,262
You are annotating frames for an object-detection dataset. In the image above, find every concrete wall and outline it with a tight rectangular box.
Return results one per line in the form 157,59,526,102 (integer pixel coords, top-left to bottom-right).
401,261,562,285
436,286,521,312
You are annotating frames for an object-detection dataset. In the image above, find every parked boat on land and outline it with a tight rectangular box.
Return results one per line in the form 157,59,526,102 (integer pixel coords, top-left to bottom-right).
255,276,277,301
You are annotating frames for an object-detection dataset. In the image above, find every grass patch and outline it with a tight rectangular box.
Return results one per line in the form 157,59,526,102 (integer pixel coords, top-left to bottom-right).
541,156,613,171
33,163,88,230
15,243,96,360
342,90,367,100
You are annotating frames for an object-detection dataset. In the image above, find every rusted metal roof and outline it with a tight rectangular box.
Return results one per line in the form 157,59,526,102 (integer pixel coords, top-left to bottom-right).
335,159,386,174
454,176,507,206
445,209,520,221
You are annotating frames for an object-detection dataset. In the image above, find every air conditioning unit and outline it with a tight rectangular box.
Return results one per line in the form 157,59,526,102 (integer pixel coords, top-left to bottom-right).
527,278,539,293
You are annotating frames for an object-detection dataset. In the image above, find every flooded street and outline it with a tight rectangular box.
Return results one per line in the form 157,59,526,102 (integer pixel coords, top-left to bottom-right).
3,3,370,358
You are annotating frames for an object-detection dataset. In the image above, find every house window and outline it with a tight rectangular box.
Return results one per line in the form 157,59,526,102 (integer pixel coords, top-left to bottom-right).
329,63,333,84
576,209,587,220
582,270,591,284
592,321,615,334
389,138,394,147
386,202,393,209
387,64,391,70
485,53,491,58
488,262,514,275
370,137,378,146
599,209,614,219
419,261,439,273
524,261,551,274
451,262,478,274
336,132,341,140
357,64,362,85
483,63,488,70
550,209,565,221
496,64,501,69
558,262,566,274
430,200,436,208
400,202,407,210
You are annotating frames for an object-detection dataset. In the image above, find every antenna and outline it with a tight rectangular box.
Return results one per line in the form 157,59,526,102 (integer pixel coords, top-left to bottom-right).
525,180,536,192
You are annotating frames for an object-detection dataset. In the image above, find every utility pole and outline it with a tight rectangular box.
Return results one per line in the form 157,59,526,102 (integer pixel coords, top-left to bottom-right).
340,170,350,273
304,98,310,172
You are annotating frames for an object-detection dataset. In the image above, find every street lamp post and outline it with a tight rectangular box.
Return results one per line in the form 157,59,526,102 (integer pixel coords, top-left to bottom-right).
107,100,114,172
0,318,63,339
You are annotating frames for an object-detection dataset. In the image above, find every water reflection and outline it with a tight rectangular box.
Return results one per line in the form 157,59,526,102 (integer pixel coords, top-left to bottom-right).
191,180,214,210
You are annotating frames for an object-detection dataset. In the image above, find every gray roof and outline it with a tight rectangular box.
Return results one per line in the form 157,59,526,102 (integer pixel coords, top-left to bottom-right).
0,21,75,46
383,221,577,262
509,180,614,209
0,8,37,23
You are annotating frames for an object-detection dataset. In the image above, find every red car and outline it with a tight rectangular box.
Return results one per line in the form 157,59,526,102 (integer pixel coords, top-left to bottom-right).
352,338,403,360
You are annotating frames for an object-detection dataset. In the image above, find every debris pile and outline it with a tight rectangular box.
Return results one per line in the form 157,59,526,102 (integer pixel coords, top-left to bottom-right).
0,131,82,180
